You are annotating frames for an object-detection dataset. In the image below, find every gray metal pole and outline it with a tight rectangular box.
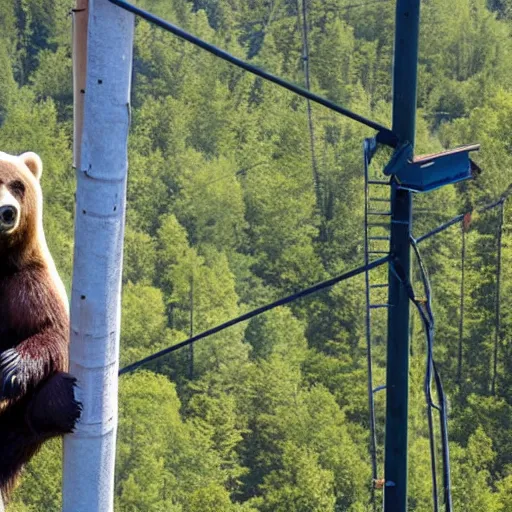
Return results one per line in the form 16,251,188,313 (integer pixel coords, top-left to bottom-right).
63,1,134,510
384,1,420,511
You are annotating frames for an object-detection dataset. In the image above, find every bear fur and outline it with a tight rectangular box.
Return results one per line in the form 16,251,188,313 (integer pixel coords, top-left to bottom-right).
0,151,81,500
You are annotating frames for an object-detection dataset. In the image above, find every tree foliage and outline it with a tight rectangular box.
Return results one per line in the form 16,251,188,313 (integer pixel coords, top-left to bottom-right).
3,0,512,510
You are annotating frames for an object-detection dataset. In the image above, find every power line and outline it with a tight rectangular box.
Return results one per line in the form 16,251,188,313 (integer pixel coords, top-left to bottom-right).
108,0,398,147
340,0,393,10
415,191,510,397
119,255,390,375
391,238,454,512
119,190,511,378
192,160,268,193
415,196,506,244
297,0,322,218
410,238,453,512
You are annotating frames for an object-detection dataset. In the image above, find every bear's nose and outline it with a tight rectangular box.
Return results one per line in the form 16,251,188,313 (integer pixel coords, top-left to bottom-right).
0,205,18,228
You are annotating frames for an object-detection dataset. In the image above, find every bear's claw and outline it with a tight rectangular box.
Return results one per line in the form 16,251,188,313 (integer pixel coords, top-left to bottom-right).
0,349,23,399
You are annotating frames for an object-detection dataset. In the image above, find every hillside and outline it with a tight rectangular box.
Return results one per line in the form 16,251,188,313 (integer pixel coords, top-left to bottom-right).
2,0,512,510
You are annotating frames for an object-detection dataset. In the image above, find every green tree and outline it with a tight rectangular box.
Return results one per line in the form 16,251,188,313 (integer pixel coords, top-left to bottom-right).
123,227,158,286
251,442,336,512
244,307,307,363
120,282,182,368
116,372,229,511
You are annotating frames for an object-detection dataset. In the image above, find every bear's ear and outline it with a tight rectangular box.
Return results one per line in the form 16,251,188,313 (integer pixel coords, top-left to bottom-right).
19,152,43,181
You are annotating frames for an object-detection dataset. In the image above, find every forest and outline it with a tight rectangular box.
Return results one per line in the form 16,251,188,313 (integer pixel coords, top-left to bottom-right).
2,0,512,510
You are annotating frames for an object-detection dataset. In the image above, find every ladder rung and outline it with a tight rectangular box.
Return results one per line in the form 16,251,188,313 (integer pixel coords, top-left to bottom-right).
370,283,389,289
369,198,390,202
369,304,392,309
368,251,389,254
368,211,392,216
368,180,390,185
373,385,386,393
369,236,390,240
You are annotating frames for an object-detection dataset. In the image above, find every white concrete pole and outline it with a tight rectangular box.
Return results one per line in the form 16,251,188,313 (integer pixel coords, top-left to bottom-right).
63,1,134,511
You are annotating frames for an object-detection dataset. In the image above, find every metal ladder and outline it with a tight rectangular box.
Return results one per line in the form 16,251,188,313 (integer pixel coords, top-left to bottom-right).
363,139,391,508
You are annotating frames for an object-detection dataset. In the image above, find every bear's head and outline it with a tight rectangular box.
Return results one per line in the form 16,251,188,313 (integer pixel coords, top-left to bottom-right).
0,152,44,260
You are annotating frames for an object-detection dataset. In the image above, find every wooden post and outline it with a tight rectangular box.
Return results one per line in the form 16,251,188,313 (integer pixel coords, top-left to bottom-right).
63,1,134,510
72,0,88,168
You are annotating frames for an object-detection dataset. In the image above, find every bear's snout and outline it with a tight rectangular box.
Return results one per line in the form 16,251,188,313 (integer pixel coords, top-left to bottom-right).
0,204,18,230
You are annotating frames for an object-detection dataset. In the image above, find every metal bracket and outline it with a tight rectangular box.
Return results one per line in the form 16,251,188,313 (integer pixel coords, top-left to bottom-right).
383,142,481,193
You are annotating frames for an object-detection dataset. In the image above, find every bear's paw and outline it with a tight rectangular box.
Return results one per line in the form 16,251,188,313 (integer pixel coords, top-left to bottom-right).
28,373,82,435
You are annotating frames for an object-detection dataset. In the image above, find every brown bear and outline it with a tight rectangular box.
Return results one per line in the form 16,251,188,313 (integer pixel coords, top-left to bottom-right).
0,151,81,501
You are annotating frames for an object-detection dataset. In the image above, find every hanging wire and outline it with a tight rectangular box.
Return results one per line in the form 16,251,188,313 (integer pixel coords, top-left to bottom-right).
391,237,454,512
391,251,439,512
410,237,453,512
416,189,511,396
415,197,505,244
491,200,505,395
433,361,453,512
296,0,323,218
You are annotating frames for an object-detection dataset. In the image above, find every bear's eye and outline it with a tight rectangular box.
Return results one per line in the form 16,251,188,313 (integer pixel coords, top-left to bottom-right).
9,180,25,198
